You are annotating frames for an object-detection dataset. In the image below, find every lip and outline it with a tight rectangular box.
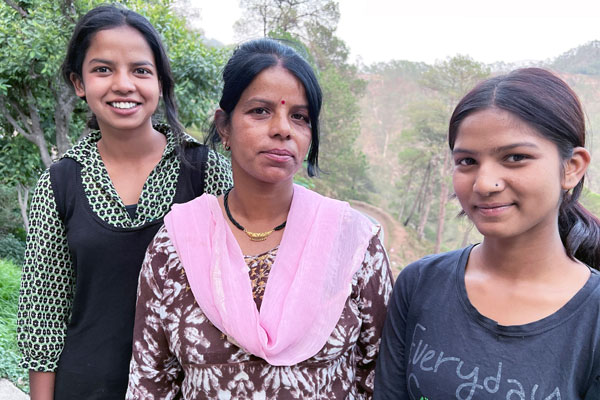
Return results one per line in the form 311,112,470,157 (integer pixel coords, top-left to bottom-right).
107,99,142,115
261,149,294,162
474,203,514,217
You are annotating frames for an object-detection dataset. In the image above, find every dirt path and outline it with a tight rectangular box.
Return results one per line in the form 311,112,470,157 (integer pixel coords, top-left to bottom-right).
0,379,27,400
350,200,419,275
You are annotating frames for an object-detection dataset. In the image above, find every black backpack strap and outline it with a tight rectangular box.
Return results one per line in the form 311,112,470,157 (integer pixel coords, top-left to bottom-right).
49,158,81,222
180,144,209,198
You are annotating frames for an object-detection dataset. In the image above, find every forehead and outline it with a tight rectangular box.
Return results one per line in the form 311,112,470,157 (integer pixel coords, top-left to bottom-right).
239,66,307,103
455,108,552,148
85,25,154,62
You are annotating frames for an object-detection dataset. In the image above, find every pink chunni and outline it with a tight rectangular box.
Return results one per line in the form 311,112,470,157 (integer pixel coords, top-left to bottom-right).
164,184,375,365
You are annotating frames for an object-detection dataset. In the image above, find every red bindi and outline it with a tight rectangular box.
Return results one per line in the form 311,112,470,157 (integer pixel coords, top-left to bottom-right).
281,100,285,104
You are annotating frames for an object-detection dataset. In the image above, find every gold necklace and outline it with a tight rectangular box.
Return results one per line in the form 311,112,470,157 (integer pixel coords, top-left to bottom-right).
224,188,287,242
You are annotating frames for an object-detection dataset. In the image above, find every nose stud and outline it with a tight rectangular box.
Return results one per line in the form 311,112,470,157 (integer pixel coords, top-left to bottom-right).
495,183,499,187
281,100,285,104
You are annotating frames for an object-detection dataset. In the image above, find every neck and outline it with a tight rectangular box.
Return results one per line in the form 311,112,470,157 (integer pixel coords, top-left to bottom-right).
97,122,164,161
474,228,575,281
227,180,294,224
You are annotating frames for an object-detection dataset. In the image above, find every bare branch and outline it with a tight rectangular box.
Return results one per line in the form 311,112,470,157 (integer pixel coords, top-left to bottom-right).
0,97,35,141
7,97,32,131
24,84,44,137
3,0,28,17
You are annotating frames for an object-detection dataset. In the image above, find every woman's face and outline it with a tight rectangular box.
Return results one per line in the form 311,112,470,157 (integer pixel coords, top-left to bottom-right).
452,108,568,242
71,25,160,135
219,66,312,187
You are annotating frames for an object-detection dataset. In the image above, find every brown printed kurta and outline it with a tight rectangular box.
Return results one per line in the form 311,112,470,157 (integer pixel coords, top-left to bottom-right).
127,225,393,400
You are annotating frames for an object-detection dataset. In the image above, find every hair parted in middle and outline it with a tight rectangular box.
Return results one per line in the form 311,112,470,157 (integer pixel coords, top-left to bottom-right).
61,4,183,143
207,38,323,177
448,67,600,268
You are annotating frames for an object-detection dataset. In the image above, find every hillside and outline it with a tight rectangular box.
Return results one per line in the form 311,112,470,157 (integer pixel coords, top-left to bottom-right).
356,41,600,255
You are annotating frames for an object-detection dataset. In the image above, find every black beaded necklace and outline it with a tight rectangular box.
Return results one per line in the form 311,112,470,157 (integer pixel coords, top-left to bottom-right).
224,188,287,242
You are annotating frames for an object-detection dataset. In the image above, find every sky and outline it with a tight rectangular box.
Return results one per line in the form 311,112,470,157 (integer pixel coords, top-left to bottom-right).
193,0,600,65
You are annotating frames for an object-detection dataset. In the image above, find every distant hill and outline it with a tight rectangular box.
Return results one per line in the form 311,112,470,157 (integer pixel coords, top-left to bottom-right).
552,40,600,75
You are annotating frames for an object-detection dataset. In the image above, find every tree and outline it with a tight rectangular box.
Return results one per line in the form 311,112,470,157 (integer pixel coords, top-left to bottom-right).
0,0,225,169
418,55,489,252
0,0,227,232
235,0,372,200
234,0,338,43
0,134,43,232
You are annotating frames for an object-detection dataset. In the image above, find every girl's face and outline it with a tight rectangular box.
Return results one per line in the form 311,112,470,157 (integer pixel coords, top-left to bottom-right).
71,25,160,135
452,108,571,242
218,66,312,187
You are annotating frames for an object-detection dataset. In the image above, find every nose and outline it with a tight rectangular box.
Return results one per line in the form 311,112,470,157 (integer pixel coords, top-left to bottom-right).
270,111,292,139
472,164,504,195
111,71,135,93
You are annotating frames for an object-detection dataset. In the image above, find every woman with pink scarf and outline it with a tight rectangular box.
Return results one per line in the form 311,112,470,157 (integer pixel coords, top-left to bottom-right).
126,38,393,399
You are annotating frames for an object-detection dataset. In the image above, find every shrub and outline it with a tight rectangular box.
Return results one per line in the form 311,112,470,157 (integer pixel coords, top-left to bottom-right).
0,234,26,266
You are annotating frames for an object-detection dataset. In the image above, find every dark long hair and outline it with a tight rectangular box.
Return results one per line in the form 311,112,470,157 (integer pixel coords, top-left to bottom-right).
206,38,323,176
61,5,184,143
449,68,600,268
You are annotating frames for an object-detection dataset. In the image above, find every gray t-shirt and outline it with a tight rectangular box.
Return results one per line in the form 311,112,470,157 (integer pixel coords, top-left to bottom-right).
374,245,600,400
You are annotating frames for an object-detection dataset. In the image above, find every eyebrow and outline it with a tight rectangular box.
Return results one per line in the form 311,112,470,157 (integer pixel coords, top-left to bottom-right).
245,97,309,109
88,58,155,67
453,142,540,154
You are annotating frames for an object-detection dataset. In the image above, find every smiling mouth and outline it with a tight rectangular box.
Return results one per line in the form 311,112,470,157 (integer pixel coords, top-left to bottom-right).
474,203,514,216
108,101,140,109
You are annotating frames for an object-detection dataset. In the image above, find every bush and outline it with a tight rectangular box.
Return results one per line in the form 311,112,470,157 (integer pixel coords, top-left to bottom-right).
0,259,28,392
0,234,25,266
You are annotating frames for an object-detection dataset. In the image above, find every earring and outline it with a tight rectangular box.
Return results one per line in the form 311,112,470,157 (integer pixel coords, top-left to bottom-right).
223,141,231,151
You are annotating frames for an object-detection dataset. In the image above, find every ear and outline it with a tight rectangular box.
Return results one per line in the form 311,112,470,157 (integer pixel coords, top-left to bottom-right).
214,109,230,143
70,72,86,98
562,147,591,190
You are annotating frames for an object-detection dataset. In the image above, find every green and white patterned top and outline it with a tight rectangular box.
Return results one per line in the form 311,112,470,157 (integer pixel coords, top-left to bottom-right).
17,126,233,372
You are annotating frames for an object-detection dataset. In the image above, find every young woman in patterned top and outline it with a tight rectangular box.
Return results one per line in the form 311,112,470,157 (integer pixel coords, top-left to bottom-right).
126,39,393,399
17,5,232,399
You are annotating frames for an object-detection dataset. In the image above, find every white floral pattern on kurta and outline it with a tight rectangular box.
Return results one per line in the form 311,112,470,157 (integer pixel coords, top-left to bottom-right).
127,225,393,400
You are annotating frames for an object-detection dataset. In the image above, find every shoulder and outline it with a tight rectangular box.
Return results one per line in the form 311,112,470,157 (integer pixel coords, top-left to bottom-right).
33,169,52,192
206,149,231,168
394,246,472,298
61,130,100,163
144,224,184,284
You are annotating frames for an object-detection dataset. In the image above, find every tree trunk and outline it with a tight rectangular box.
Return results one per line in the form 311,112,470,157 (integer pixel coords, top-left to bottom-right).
417,179,433,240
0,92,53,168
434,150,451,253
53,77,78,156
396,164,416,221
404,161,430,227
17,183,30,233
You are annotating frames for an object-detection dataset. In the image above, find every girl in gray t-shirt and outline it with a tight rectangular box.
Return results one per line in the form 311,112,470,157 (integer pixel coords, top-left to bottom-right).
375,68,600,400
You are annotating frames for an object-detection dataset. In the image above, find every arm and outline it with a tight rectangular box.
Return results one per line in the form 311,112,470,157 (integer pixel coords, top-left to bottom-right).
373,263,412,399
203,150,233,196
28,372,55,400
354,232,394,399
17,170,75,398
126,226,183,399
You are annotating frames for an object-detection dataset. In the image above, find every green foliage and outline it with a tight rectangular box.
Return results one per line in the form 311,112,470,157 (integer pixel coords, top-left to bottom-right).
237,0,372,201
0,0,226,183
132,0,227,127
0,258,28,392
0,234,26,266
0,185,24,239
0,134,43,188
552,41,600,76
581,189,600,217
